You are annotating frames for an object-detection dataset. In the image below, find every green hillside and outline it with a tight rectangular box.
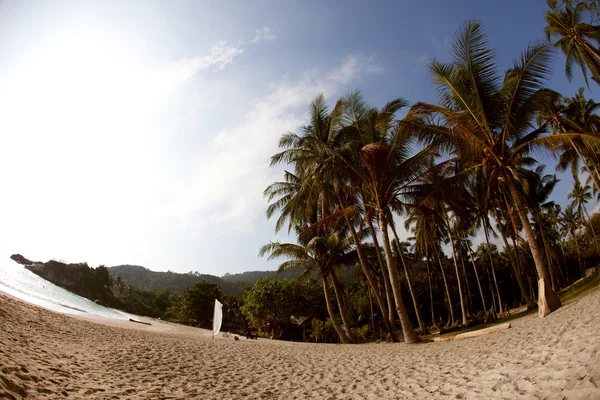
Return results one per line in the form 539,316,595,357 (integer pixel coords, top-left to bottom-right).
107,265,302,295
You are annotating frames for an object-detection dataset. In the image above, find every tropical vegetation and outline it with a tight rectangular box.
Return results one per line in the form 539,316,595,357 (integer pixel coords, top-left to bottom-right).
260,2,600,343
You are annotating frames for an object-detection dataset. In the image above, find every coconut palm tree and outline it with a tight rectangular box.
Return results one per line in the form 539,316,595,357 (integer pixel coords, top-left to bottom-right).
410,21,565,315
259,220,358,344
353,138,429,343
524,165,561,290
545,0,600,86
540,88,600,192
568,176,598,243
390,226,427,332
560,203,585,274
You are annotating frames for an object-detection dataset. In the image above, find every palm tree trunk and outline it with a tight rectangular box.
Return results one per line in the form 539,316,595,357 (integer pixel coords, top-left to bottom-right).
442,213,468,325
330,273,357,343
367,217,396,326
335,191,396,339
377,211,420,343
322,276,352,344
574,235,584,276
465,234,487,312
558,241,569,283
535,216,558,291
583,208,599,246
506,201,537,301
483,219,504,314
506,175,562,316
390,223,426,332
434,247,455,326
499,226,533,307
425,249,436,325
458,246,474,316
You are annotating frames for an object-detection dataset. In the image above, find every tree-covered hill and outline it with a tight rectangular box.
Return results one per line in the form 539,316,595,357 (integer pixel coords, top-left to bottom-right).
107,265,303,295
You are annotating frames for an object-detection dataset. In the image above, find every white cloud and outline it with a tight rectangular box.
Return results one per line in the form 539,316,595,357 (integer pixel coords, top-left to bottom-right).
328,56,361,85
161,56,368,232
152,42,243,94
251,26,276,43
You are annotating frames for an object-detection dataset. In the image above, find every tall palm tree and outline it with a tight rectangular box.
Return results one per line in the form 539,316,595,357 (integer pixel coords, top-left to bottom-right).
354,137,429,343
545,0,600,86
390,225,427,332
560,203,585,274
568,176,598,243
414,160,470,325
410,21,565,315
524,165,561,291
464,171,505,314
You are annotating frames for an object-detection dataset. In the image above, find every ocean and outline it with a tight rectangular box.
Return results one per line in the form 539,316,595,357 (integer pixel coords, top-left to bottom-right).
0,253,132,321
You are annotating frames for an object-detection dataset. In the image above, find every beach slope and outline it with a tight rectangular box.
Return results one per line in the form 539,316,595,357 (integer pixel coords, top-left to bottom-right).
1,290,600,399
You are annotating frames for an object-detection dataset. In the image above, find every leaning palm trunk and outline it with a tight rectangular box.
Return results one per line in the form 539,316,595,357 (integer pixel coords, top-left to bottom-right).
377,211,420,343
434,247,455,326
425,248,436,325
390,224,426,332
505,195,537,300
336,192,396,339
499,227,533,307
506,176,562,316
583,208,599,247
458,247,474,315
322,276,352,344
464,233,487,312
443,214,468,325
571,140,600,194
330,273,358,343
367,217,396,326
574,234,584,276
536,220,558,291
483,219,504,314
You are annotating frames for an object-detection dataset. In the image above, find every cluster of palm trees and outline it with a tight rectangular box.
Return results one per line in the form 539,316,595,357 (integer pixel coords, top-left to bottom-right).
261,3,600,344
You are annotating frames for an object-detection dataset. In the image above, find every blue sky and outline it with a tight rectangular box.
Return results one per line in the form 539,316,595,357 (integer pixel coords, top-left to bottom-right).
0,0,597,275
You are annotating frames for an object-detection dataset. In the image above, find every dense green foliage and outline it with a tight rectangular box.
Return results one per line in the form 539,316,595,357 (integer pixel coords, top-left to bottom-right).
179,281,223,328
240,278,326,339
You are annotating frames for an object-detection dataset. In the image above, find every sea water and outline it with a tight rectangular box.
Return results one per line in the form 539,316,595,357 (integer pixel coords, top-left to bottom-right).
0,251,132,321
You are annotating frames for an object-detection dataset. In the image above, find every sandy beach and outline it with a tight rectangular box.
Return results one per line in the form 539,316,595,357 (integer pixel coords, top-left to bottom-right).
1,290,600,400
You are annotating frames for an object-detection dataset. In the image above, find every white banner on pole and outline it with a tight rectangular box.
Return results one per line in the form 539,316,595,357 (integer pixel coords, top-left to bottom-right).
212,299,223,337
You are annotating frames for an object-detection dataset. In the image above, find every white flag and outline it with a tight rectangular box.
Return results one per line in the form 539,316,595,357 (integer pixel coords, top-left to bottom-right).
212,299,223,337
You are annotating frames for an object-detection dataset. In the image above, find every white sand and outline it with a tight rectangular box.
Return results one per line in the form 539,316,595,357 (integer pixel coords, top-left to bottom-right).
1,288,600,399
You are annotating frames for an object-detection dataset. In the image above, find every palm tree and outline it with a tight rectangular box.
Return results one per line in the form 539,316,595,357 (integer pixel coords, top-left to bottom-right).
259,221,358,344
524,165,561,291
545,0,600,86
390,226,427,332
410,21,564,315
560,203,585,274
414,160,470,325
540,88,600,192
568,176,598,243
355,138,427,343
405,207,443,326
464,172,505,314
